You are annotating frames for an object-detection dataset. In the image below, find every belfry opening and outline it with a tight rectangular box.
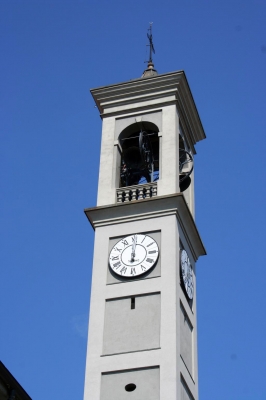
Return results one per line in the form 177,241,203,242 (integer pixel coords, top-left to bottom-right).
119,121,159,187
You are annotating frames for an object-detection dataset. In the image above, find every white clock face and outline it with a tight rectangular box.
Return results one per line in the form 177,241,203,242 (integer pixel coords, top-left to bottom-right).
109,234,159,278
181,249,194,300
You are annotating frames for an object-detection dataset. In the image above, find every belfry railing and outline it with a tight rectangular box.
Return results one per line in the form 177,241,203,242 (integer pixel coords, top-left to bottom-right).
116,182,157,203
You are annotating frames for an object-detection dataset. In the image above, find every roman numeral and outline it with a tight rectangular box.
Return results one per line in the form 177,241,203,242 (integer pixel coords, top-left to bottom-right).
141,265,146,272
114,247,122,252
121,239,128,246
148,250,157,254
111,255,119,261
146,242,154,247
113,261,121,269
120,266,127,274
131,268,136,275
146,258,154,263
141,236,146,243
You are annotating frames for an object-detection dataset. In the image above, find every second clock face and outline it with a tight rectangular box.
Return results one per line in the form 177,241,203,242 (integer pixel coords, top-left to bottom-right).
109,234,159,278
180,249,194,300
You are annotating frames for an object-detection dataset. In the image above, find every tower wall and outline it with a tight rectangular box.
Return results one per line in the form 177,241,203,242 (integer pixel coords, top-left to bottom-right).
84,70,206,400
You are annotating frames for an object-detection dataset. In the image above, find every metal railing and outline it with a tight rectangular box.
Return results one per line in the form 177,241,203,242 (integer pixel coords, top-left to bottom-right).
116,182,158,203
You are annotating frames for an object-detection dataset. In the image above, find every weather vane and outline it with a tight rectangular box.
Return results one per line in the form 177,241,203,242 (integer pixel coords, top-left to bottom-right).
146,22,155,64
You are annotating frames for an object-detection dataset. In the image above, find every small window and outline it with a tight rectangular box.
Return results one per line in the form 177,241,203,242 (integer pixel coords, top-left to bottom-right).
131,297,135,310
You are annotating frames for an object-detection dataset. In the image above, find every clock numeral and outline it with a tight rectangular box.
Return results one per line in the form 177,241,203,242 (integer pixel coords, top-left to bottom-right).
121,239,128,246
114,247,122,252
141,265,146,272
141,236,146,243
131,268,136,276
113,261,121,269
146,242,154,247
120,266,127,275
148,250,157,254
111,255,119,261
146,258,154,263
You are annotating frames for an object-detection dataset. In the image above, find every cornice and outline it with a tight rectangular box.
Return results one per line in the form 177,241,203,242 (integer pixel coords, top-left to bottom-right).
90,70,206,146
84,194,206,261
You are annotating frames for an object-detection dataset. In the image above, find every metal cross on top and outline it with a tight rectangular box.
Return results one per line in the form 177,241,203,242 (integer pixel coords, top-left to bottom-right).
147,23,155,63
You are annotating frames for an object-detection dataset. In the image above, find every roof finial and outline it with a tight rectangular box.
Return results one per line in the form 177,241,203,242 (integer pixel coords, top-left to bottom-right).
147,22,155,64
141,23,158,79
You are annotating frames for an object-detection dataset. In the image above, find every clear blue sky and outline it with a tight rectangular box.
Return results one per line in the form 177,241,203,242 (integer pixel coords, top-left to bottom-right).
1,1,266,399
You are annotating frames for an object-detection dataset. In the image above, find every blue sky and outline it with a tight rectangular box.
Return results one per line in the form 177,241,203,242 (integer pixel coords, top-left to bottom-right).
1,1,266,399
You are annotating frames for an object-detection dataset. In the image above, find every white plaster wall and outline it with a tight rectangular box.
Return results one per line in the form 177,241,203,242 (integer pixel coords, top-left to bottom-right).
103,293,160,355
96,104,196,217
178,228,199,397
101,367,160,400
157,105,180,196
180,303,193,376
97,106,182,207
87,73,204,400
96,116,116,206
83,212,198,400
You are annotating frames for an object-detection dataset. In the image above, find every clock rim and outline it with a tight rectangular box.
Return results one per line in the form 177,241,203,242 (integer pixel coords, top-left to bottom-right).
109,233,159,278
180,248,194,300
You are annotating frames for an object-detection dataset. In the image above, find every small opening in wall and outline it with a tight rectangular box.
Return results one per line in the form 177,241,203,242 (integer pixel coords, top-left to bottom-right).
131,297,135,310
125,383,136,392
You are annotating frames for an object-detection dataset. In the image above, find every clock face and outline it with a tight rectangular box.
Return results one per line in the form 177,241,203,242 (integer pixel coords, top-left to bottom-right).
109,234,159,278
180,249,194,300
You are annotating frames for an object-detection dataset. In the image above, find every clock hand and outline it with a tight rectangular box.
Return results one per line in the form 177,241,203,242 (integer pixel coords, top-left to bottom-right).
131,235,136,261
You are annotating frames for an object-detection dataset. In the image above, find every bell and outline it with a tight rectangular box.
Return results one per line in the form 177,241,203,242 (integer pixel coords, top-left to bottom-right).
123,146,143,169
179,175,191,192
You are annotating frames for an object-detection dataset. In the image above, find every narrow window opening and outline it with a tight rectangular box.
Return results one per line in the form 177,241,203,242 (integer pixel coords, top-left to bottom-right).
131,297,135,310
125,383,136,392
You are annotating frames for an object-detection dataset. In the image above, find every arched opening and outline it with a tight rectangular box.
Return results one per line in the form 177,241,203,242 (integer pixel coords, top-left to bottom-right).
119,122,159,187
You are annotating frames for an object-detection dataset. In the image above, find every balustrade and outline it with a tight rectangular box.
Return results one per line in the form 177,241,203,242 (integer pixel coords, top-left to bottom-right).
116,182,157,203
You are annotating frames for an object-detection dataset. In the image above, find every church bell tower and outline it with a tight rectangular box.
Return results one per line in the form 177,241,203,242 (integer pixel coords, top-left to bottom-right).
83,33,206,400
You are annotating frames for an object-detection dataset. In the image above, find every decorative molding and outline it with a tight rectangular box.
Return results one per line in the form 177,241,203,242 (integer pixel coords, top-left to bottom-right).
84,194,206,261
91,71,206,149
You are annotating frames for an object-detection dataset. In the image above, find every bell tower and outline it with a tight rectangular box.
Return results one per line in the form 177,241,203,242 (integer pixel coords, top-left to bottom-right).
83,37,206,400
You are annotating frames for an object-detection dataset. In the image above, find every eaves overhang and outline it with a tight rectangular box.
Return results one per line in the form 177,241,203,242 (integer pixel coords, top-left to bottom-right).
90,70,206,147
84,193,206,262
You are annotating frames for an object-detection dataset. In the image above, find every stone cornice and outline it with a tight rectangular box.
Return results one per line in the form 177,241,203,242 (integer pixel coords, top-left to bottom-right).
84,194,206,261
90,70,206,149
